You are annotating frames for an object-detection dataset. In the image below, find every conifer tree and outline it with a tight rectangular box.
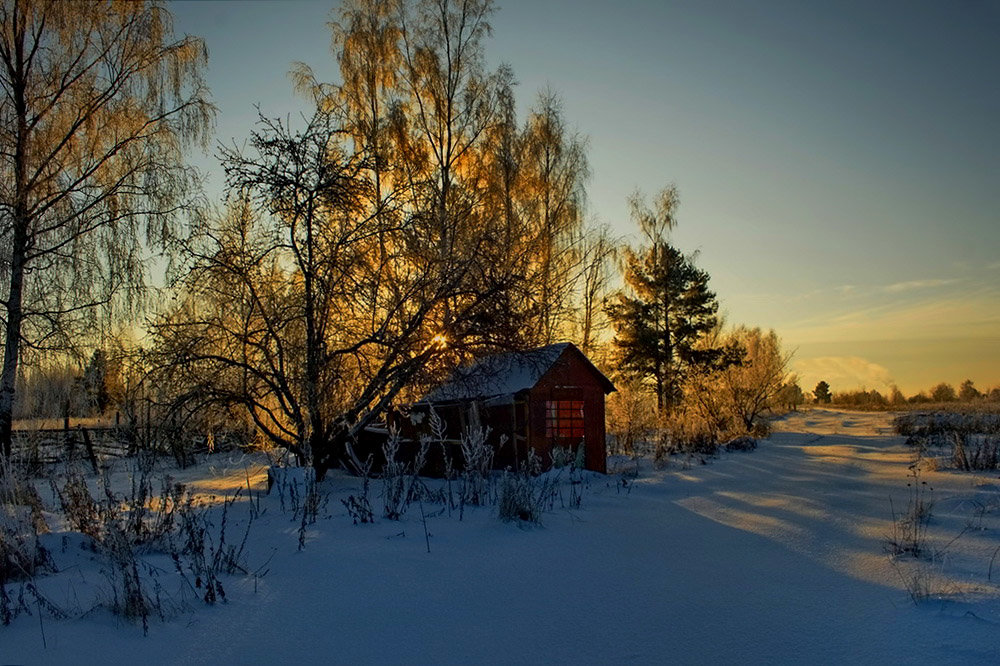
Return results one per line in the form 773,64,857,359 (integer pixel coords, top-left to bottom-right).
607,186,731,414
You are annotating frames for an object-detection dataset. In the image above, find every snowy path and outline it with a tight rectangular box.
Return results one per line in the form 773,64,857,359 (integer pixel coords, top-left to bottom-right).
5,409,1000,664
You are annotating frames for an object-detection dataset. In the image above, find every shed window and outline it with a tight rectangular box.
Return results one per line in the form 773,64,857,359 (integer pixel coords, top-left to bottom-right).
545,400,584,439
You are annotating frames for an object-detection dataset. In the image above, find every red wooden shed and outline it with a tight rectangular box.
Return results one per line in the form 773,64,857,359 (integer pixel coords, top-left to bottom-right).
394,342,615,474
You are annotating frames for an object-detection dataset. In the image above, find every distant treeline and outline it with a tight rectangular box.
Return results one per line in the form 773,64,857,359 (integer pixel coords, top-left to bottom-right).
814,379,1000,411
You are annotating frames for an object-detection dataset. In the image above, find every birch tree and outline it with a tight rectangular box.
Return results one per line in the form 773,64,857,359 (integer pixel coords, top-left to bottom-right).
519,90,589,344
0,0,211,459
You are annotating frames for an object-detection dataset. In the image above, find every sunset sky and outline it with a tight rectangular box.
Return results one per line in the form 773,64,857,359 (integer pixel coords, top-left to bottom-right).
171,0,999,395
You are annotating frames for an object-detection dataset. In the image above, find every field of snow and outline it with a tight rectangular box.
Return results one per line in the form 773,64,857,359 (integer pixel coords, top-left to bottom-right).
4,408,1000,664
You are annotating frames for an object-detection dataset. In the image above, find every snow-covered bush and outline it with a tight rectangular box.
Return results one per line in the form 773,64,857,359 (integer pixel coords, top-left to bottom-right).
497,451,556,524
661,408,720,461
380,432,428,521
55,471,102,539
1,459,54,625
551,445,585,470
174,491,251,603
724,436,757,452
498,471,539,523
1,455,258,632
459,427,495,507
100,518,158,631
895,412,1000,471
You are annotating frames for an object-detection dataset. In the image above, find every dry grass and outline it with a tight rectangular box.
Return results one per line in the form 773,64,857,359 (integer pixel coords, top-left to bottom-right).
12,416,119,431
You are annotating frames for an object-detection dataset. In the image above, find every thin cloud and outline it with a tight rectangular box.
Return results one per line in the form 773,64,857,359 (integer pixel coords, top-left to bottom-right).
883,278,960,294
781,278,1000,345
793,356,895,391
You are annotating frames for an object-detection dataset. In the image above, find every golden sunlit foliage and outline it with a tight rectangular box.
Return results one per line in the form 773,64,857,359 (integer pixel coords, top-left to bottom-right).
148,0,613,477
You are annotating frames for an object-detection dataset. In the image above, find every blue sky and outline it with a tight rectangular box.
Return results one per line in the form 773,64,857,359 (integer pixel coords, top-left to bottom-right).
171,0,1000,394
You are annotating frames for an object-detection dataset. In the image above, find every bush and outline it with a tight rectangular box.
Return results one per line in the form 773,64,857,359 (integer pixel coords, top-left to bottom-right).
894,412,1000,471
1,454,256,632
724,436,757,452
497,452,558,524
1,459,56,625
660,408,720,460
498,471,540,523
831,389,888,410
380,432,427,520
606,382,658,456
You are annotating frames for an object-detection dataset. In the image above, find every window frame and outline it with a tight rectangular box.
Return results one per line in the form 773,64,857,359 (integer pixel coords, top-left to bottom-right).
545,399,585,440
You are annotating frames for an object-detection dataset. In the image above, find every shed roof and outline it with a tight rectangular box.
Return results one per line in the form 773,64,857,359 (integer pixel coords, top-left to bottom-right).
421,342,615,403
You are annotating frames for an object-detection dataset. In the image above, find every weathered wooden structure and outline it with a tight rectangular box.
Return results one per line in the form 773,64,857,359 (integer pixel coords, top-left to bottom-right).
8,423,245,472
381,343,615,474
9,425,129,471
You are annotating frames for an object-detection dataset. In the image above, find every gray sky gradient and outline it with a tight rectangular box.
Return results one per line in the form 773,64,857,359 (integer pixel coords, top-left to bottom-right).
171,0,1000,394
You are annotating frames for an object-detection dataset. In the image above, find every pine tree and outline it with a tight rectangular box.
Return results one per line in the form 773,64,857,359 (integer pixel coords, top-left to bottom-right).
606,186,731,414
82,350,122,415
813,381,831,404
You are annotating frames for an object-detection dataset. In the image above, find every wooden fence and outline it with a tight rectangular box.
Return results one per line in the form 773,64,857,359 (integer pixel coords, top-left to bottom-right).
10,425,131,472
8,424,244,472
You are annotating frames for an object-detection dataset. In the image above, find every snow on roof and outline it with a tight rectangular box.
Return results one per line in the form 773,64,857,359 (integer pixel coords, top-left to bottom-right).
421,343,573,402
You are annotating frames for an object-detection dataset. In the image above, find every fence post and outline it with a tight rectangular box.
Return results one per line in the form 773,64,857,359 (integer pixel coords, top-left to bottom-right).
79,426,99,475
63,400,74,459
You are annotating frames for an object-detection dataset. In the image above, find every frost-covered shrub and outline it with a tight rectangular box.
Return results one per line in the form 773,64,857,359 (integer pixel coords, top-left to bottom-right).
606,382,658,456
100,518,156,630
498,452,550,523
56,471,102,540
551,445,584,469
341,494,374,524
381,432,427,520
662,410,719,460
459,427,495,507
724,436,757,452
498,471,539,523
895,412,1000,471
496,451,565,524
173,492,250,603
1,459,55,627
749,419,771,439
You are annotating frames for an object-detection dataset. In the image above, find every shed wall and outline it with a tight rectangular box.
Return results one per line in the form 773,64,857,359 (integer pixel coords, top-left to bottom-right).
528,353,608,473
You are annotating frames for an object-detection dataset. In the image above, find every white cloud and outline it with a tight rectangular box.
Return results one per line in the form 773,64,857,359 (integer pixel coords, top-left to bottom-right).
882,278,959,294
793,356,894,392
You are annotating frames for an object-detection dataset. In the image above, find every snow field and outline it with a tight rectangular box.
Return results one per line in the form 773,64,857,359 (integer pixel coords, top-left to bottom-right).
3,408,1000,664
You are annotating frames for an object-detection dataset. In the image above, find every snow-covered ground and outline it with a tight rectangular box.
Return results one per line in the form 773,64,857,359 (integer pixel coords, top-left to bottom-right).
4,408,1000,664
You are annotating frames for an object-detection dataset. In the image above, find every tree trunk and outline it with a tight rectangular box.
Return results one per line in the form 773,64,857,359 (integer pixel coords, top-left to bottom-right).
0,43,29,463
311,427,331,480
0,222,28,462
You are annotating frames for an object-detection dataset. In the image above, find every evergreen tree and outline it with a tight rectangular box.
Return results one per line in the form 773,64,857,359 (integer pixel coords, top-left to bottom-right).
813,380,831,404
607,187,733,414
82,349,122,415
